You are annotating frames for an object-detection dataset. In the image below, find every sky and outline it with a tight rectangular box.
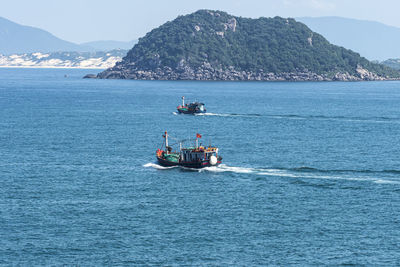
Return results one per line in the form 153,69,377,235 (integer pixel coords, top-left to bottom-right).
1,0,400,43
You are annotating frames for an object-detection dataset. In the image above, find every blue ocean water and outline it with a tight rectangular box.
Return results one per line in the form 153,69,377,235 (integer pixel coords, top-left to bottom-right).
1,68,400,265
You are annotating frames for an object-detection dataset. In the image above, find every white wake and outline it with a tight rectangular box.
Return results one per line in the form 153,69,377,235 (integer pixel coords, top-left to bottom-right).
143,163,400,185
143,162,178,170
195,113,260,117
202,164,400,185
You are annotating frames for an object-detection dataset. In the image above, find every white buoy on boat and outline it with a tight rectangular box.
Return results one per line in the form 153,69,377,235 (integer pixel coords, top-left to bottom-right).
209,155,218,165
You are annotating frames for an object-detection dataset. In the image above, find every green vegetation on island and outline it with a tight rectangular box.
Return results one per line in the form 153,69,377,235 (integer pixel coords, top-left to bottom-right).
97,10,400,81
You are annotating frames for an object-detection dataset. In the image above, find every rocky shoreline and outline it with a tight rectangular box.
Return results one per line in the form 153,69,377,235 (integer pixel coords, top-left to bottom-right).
87,63,397,81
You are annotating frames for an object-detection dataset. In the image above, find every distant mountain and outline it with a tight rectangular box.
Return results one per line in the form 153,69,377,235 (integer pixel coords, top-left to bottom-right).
96,10,399,81
0,17,92,54
0,50,127,69
0,17,139,54
381,59,400,70
80,40,137,51
297,17,400,61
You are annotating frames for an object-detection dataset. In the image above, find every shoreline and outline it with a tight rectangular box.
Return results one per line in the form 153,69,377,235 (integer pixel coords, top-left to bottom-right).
1,67,399,82
96,67,400,82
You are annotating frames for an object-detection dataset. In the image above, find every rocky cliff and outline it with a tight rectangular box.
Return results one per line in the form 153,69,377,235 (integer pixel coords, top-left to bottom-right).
95,10,400,81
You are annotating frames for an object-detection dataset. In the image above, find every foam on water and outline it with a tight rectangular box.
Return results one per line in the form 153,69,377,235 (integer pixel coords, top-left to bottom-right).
143,162,400,185
201,164,400,185
195,113,261,117
143,162,178,170
266,114,400,124
374,179,400,185
202,164,255,173
174,112,397,124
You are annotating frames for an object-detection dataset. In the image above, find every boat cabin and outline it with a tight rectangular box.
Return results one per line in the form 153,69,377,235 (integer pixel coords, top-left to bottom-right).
181,147,219,162
188,102,205,112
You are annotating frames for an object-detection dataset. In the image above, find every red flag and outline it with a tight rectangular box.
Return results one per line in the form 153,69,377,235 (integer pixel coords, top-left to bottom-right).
196,133,202,138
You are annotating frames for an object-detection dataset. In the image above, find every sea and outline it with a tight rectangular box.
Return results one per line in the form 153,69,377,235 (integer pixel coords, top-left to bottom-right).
1,68,400,266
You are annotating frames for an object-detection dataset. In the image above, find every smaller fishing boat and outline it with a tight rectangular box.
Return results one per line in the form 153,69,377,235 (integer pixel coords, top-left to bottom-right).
177,96,206,114
156,131,222,168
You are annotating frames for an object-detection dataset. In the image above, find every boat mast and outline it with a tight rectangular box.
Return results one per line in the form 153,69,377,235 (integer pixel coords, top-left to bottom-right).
182,96,185,106
165,131,169,154
196,133,201,148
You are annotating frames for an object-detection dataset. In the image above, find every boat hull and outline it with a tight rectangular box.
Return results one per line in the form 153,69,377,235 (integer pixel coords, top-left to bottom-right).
157,156,221,169
177,108,206,114
157,156,179,167
180,160,221,168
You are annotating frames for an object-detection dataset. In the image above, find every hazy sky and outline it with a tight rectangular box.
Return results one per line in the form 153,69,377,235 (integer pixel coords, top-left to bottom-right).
1,0,400,43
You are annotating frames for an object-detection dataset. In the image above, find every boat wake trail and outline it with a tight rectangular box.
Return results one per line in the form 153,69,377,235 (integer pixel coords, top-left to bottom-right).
201,164,400,185
266,114,400,124
195,113,261,117
143,162,400,185
175,112,400,123
143,163,178,170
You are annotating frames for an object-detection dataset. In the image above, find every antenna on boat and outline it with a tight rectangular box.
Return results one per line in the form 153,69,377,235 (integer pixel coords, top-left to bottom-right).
182,96,185,106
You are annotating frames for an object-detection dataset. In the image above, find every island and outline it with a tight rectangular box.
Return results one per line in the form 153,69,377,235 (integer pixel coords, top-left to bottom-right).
92,10,400,81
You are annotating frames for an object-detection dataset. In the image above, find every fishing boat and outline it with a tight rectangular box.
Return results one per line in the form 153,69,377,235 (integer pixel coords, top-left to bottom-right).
156,131,222,168
177,96,206,114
